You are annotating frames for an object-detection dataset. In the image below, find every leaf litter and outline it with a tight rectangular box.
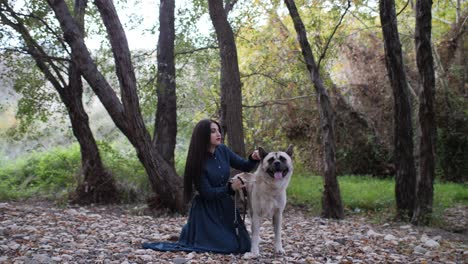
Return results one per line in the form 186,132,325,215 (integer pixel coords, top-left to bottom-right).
0,202,466,263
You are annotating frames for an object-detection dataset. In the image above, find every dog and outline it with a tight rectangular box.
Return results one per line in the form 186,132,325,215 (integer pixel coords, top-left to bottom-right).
233,145,293,256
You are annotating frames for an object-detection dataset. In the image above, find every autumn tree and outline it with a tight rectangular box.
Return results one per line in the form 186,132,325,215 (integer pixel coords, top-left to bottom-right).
0,0,119,204
379,0,417,220
284,0,344,219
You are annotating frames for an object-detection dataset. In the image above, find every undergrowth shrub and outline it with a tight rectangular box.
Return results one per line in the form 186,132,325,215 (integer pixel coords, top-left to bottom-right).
0,145,80,200
0,143,152,202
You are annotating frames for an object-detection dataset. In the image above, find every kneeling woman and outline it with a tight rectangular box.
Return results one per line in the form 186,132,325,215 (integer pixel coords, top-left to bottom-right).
143,119,260,254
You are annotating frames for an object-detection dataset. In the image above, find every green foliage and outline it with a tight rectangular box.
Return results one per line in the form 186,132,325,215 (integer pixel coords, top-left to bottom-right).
335,134,392,176
0,145,80,200
0,143,151,202
436,102,468,182
96,141,151,201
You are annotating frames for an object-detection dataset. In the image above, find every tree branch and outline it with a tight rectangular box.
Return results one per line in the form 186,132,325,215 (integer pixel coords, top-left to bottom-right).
94,0,140,115
1,0,68,88
396,0,410,17
317,0,351,69
16,11,70,55
240,71,289,88
46,0,125,122
2,47,70,62
0,4,65,92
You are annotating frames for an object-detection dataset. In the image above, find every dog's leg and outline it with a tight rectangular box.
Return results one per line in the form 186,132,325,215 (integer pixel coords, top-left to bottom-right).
250,214,261,256
273,209,285,254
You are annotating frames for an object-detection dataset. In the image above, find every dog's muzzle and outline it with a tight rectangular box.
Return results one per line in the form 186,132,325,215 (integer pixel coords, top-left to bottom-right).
267,162,289,180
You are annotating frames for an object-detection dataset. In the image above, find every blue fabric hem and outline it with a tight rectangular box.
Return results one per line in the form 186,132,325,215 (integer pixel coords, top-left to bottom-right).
142,242,244,255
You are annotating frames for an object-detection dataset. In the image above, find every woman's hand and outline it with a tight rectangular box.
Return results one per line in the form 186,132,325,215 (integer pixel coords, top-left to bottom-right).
251,150,261,161
230,178,245,191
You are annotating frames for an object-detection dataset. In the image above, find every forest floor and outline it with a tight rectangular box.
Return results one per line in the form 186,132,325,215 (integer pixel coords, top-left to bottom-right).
0,201,466,264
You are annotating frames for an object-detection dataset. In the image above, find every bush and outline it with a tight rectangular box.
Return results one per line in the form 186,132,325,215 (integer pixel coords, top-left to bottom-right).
0,145,80,200
0,143,152,202
437,108,468,182
97,141,150,202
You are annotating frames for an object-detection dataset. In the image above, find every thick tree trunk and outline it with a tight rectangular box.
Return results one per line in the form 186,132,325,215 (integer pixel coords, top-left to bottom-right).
153,0,177,167
207,0,246,157
284,0,344,219
62,76,119,204
379,0,417,220
66,0,118,205
47,0,184,212
412,0,436,225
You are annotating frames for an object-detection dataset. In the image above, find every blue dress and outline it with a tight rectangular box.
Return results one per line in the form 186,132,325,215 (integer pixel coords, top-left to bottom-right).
143,144,257,254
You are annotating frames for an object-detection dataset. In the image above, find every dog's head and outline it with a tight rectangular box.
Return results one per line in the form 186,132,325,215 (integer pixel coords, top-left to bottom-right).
258,145,293,181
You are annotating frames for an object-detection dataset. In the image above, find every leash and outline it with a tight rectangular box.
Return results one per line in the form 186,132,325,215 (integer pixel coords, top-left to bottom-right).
233,177,248,253
233,177,248,236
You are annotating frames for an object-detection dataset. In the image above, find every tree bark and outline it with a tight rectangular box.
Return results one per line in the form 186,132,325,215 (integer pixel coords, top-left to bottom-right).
153,0,177,167
63,70,119,204
207,0,246,157
67,0,118,204
284,0,344,219
379,0,417,220
0,0,118,204
47,0,184,212
412,0,436,225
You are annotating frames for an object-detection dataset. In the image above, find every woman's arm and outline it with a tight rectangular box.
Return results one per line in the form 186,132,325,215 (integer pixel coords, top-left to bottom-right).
223,145,258,172
198,173,234,199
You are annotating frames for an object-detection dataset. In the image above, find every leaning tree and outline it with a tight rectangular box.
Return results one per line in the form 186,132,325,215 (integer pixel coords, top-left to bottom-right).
284,0,345,219
46,0,184,212
0,0,119,204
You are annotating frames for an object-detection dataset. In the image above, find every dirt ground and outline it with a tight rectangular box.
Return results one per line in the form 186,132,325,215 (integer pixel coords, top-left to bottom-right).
0,201,466,263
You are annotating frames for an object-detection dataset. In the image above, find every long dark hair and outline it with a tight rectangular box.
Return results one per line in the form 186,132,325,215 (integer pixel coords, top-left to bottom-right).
183,119,222,203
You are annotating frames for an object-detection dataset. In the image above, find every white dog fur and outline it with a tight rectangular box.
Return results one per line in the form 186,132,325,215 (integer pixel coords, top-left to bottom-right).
233,145,293,256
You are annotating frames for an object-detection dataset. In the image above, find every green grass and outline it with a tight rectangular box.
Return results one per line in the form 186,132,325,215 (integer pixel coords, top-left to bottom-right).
288,173,468,217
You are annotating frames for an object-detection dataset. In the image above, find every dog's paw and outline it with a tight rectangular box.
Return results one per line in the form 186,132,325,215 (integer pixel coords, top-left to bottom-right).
274,247,285,255
243,252,259,259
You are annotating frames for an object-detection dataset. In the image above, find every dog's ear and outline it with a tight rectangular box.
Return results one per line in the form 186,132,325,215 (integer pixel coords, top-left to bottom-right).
285,145,294,158
258,147,268,160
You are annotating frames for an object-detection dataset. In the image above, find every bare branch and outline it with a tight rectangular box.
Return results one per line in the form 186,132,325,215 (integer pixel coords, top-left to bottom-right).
317,0,351,69
133,49,157,60
349,10,372,31
3,47,70,62
15,11,70,55
240,71,289,88
396,0,410,17
1,0,68,87
0,3,65,91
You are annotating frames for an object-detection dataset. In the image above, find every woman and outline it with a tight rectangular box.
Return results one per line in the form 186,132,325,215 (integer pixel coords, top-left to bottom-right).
143,119,260,254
